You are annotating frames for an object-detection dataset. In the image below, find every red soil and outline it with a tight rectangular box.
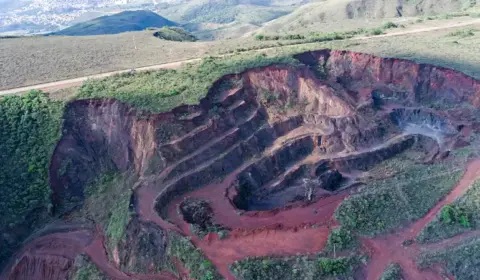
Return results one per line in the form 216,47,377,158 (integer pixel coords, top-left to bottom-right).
152,159,480,280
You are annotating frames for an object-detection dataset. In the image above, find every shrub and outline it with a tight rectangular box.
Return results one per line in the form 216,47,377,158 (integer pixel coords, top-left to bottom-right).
381,21,398,29
325,227,357,253
379,263,403,280
370,28,384,35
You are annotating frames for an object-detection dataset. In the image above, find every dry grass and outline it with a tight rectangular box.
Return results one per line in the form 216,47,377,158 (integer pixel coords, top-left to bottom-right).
0,31,271,90
1,18,479,91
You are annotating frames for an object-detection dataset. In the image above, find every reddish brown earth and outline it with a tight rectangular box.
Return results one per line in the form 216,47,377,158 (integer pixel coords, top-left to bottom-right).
4,49,480,280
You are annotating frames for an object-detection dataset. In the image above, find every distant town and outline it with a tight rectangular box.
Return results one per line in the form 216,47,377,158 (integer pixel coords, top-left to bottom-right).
0,0,159,35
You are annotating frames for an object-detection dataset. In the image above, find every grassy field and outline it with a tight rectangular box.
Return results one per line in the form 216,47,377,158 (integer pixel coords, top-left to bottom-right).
1,17,479,91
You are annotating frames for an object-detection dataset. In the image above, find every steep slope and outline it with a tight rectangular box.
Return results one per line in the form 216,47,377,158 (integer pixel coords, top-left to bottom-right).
50,10,177,36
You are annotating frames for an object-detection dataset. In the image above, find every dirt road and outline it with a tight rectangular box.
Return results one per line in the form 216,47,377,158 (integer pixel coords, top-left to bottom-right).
1,18,479,96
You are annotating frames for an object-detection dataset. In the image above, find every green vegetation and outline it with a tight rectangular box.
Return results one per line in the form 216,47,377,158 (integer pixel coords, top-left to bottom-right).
77,54,299,113
73,255,109,280
77,172,137,253
441,204,471,227
175,3,289,25
230,254,364,279
417,180,480,244
0,90,64,263
335,152,467,236
325,227,357,253
168,232,222,280
153,27,197,42
253,21,399,42
51,10,176,36
418,237,480,280
448,28,476,38
379,263,403,280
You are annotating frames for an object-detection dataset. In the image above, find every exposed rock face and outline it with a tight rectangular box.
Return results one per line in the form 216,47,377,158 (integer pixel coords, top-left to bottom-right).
8,255,73,280
47,49,479,216
49,99,157,206
116,217,168,274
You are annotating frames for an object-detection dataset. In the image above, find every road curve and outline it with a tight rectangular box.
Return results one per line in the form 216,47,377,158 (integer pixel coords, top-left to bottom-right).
1,18,479,96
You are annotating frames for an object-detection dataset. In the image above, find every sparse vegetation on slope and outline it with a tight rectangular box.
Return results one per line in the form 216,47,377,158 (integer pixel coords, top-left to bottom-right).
72,254,109,280
230,254,364,280
418,237,480,280
335,152,467,236
77,54,299,113
0,90,64,264
76,172,137,254
417,180,480,244
168,232,222,280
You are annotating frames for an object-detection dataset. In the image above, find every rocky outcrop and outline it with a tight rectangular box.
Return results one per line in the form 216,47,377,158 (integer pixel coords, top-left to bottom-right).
116,217,168,274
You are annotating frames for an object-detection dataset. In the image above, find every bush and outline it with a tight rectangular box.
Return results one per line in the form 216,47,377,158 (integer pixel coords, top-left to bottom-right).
153,27,198,42
379,263,403,280
381,22,398,29
325,227,357,253
441,204,471,227
370,28,384,35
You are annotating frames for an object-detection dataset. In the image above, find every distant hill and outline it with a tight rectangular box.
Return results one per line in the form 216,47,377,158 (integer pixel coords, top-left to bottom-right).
51,10,177,36
259,0,479,35
153,27,198,42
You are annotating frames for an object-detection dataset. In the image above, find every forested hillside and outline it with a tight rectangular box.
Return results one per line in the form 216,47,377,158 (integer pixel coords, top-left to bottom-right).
0,91,64,264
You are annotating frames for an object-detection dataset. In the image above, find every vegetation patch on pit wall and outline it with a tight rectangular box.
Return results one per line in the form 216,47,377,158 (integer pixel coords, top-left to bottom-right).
76,54,299,113
379,263,403,280
416,180,480,243
0,90,64,264
230,254,365,280
417,237,480,280
167,232,222,280
72,254,109,280
335,150,468,236
76,171,137,254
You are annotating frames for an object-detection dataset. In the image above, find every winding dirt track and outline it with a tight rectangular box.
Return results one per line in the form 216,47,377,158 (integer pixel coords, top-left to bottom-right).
1,18,479,96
